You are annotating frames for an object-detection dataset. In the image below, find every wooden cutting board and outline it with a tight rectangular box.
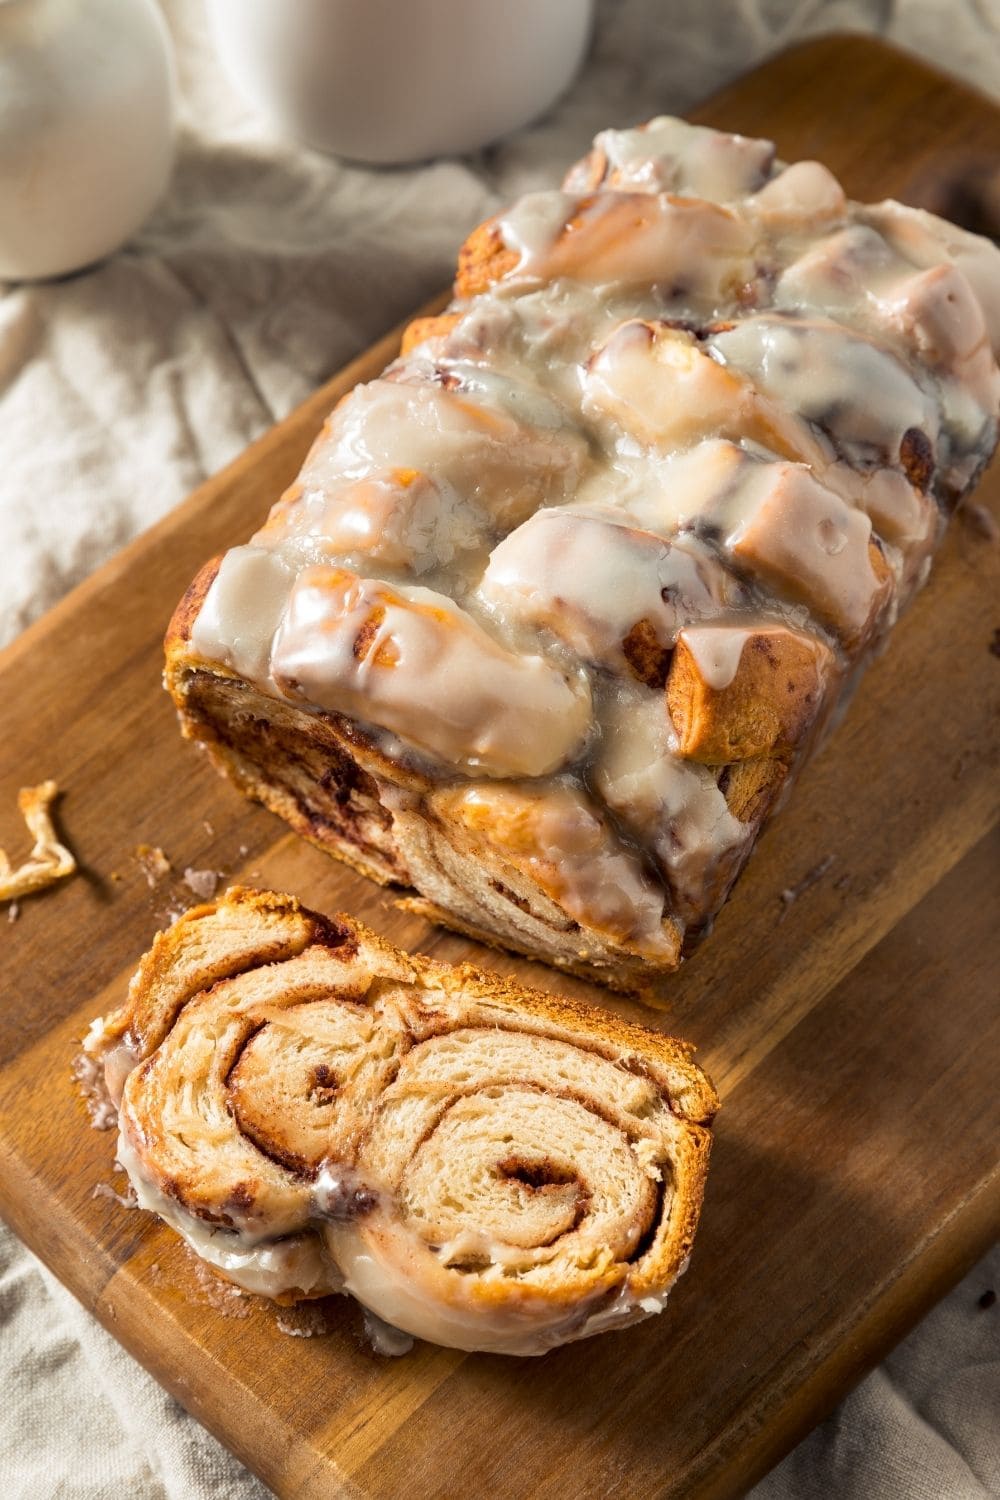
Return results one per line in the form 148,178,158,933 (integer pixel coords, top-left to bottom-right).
1,34,998,1500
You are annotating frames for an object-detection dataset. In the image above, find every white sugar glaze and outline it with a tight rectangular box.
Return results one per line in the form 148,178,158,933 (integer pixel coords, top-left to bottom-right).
325,1209,679,1356
117,1121,685,1355
499,188,755,298
270,567,592,778
710,316,941,460
563,115,774,200
681,627,753,691
477,506,736,671
190,116,1000,944
499,189,577,262
190,545,295,689
594,691,748,919
116,1128,337,1299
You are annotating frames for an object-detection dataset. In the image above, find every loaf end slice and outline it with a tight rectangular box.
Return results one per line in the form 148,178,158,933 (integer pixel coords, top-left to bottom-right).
86,887,717,1355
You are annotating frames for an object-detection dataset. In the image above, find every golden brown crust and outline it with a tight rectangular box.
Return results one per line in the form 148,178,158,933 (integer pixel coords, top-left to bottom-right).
399,313,462,355
667,627,835,763
164,555,224,667
622,617,672,688
720,757,788,826
99,886,322,1052
388,935,716,1125
455,219,518,299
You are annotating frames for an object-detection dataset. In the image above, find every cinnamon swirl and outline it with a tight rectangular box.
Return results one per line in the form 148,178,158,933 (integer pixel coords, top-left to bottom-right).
87,887,717,1355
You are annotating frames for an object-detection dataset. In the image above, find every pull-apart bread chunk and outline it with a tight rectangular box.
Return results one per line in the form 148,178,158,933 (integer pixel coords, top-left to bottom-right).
85,888,717,1355
166,116,1000,993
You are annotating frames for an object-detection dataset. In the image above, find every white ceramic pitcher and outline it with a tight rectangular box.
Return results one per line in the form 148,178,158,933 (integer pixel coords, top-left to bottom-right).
0,0,175,281
205,0,594,164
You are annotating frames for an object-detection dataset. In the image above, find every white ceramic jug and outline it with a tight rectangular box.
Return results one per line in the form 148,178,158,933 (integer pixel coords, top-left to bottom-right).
0,0,175,281
205,0,594,164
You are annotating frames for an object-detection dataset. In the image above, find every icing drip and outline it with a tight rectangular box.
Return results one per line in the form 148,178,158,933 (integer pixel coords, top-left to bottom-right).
681,627,752,690
595,692,748,918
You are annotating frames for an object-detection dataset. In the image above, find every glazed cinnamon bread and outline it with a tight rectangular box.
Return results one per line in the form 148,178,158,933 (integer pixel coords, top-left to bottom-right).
85,888,717,1355
165,116,1000,992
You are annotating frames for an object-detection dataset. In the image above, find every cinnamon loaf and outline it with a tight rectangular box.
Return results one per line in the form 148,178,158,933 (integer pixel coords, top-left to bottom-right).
165,116,1000,992
86,888,717,1355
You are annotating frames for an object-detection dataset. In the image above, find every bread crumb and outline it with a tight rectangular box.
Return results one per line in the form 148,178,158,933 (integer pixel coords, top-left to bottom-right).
7,901,18,923
92,1180,137,1210
183,867,221,900
276,1302,336,1339
135,844,172,887
186,1253,253,1318
632,1136,664,1181
0,781,77,903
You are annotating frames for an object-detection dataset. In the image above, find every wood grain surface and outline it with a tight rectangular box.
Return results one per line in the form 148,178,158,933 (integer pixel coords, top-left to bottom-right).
1,34,999,1500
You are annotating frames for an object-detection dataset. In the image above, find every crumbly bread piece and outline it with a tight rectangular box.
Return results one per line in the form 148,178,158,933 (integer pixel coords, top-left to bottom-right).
88,887,717,1355
165,115,1000,994
0,781,76,902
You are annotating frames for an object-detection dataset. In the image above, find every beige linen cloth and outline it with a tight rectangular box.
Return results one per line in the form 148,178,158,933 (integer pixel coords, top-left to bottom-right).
1,1,997,1495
